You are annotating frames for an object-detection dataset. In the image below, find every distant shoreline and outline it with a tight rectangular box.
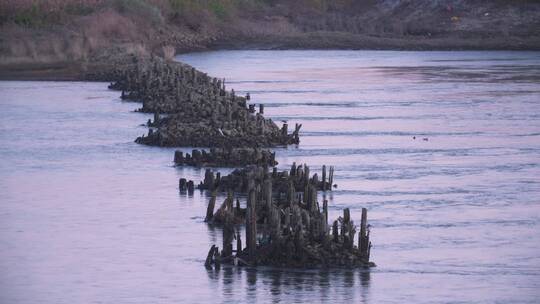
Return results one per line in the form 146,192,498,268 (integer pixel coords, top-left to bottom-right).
2,0,539,81
1,38,539,82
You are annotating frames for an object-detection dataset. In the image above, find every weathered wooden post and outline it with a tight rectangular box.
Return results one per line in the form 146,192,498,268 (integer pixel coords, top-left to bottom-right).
179,178,187,191
290,162,297,176
222,211,234,257
235,198,241,216
303,183,309,205
281,123,288,138
226,191,233,210
323,200,328,224
269,205,281,244
287,180,295,205
322,200,328,236
294,123,301,143
187,180,195,193
329,166,334,189
205,245,216,268
332,220,339,242
236,229,242,255
264,178,272,211
216,172,221,188
359,208,368,256
204,169,215,190
304,164,310,186
312,173,319,186
174,150,184,164
205,191,216,222
246,189,257,261
322,165,327,190
343,208,350,224
192,149,202,162
342,208,352,249
309,185,318,213
283,207,291,229
213,246,221,269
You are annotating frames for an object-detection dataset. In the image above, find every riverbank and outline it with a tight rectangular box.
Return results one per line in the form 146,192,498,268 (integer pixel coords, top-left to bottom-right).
1,0,539,81
3,37,539,82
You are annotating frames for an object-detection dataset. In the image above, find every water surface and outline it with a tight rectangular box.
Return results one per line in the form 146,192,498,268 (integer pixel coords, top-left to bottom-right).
1,50,540,303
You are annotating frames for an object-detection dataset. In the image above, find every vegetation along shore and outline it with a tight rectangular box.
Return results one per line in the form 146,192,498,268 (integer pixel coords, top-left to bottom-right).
1,0,540,80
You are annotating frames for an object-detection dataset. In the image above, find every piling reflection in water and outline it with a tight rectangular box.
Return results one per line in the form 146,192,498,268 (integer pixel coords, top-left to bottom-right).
206,266,371,302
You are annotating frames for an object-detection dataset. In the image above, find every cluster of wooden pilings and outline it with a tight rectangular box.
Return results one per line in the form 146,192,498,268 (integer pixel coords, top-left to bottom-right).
195,163,334,194
205,189,375,268
203,165,374,268
174,148,277,167
104,54,373,269
107,56,301,148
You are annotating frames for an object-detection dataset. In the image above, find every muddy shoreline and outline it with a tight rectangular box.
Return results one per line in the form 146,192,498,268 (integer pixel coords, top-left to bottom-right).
2,33,539,82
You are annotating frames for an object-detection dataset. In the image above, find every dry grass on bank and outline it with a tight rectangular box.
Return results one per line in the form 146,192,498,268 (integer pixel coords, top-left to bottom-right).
0,0,539,66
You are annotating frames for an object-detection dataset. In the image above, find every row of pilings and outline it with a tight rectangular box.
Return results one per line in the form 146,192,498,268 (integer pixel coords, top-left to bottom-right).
107,56,301,148
106,54,373,269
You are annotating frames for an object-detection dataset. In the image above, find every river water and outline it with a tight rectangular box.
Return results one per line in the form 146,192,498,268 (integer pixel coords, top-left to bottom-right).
1,50,540,303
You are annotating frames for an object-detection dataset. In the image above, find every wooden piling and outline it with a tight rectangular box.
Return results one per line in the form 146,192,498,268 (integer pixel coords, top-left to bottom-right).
174,150,184,164
343,208,350,224
287,180,295,204
332,220,339,242
205,245,216,268
179,178,187,190
246,189,257,260
205,191,216,222
342,208,351,249
359,208,368,255
235,198,241,216
213,246,221,269
222,211,234,257
323,200,328,224
329,166,334,189
264,178,272,211
304,164,310,186
281,123,288,138
322,165,327,190
187,180,195,193
290,162,297,176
